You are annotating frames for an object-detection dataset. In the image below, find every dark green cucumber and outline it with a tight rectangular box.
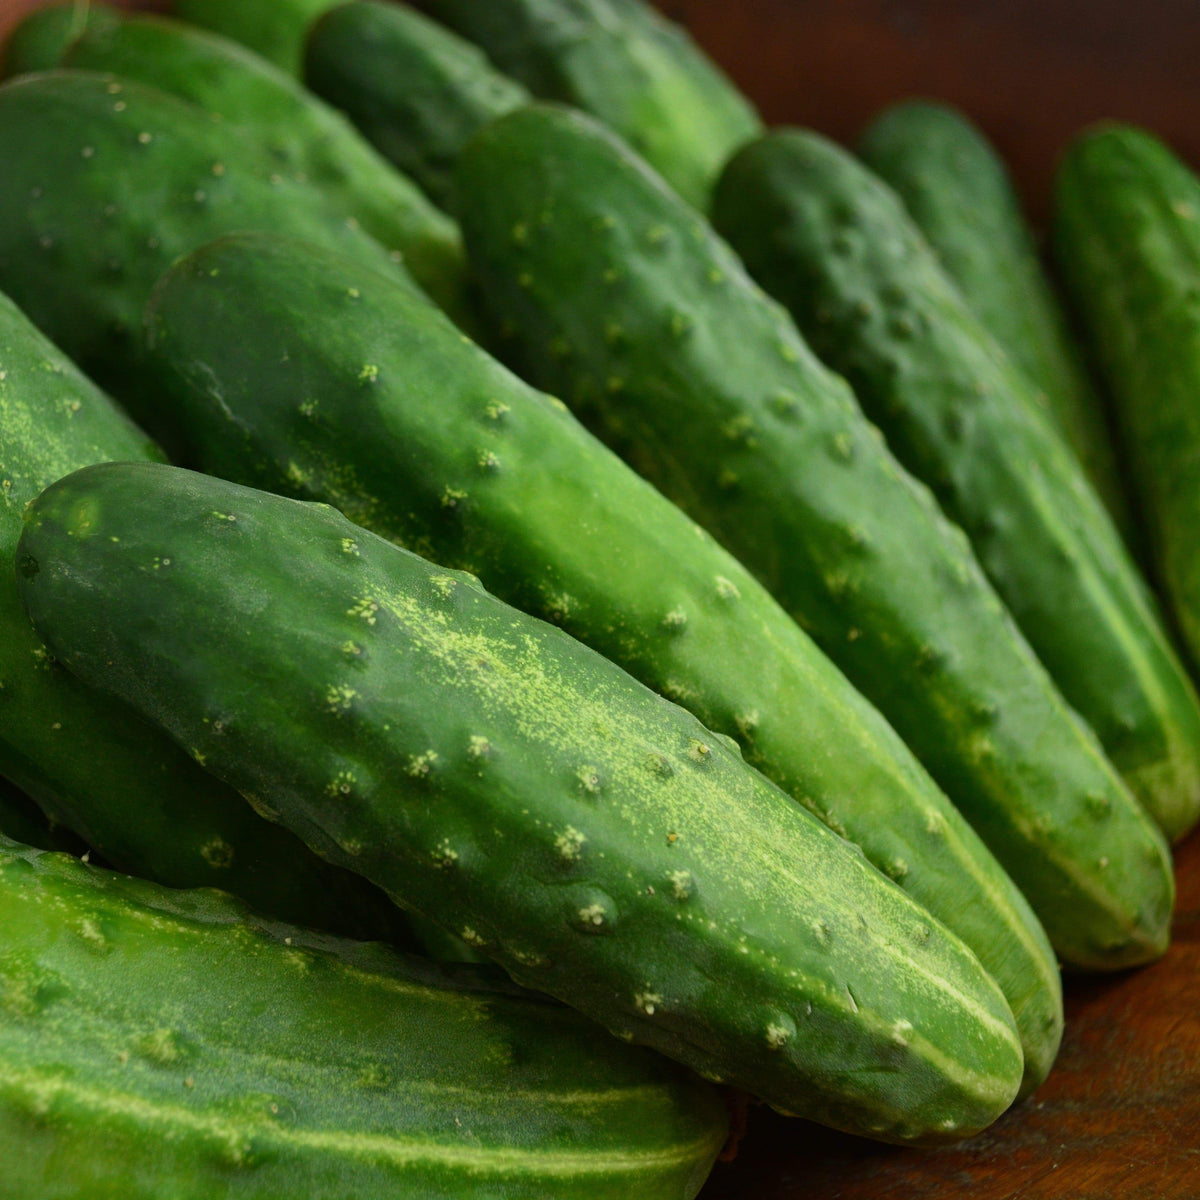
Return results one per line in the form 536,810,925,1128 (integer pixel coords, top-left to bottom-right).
0,286,406,940
0,0,119,77
304,0,532,213
174,0,341,75
0,777,82,853
141,230,1061,1092
857,100,1133,537
0,836,727,1198
455,104,1175,971
0,70,411,448
1054,125,1200,678
711,128,1200,845
18,461,1027,1143
53,12,470,326
418,0,761,209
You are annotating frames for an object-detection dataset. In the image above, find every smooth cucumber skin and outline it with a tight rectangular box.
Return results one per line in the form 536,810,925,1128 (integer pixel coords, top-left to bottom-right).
62,12,472,326
0,287,406,941
0,1,120,78
0,70,408,448
1054,126,1200,681
857,100,1133,538
455,104,1175,971
142,230,1061,1093
0,836,728,1200
305,0,532,214
418,0,761,209
711,128,1200,846
173,0,340,75
17,462,1027,1143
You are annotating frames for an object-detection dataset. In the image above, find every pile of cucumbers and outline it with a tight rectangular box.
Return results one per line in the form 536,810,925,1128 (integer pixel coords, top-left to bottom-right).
2,0,1198,1193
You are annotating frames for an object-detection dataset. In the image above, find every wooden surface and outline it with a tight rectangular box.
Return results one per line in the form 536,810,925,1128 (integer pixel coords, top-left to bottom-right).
3,0,1200,1194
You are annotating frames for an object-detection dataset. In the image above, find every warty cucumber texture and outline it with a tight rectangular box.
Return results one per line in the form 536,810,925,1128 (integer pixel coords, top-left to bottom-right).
17,461,1027,1143
0,836,727,1199
712,127,1200,845
0,284,406,940
454,103,1175,972
60,9,472,325
857,99,1132,535
140,228,1062,1094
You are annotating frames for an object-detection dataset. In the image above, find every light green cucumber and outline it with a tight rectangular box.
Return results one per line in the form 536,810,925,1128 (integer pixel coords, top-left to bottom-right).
304,0,532,213
0,835,727,1198
711,128,1200,845
419,0,761,208
0,0,119,77
1054,125,1200,678
455,103,1175,971
43,10,471,325
18,461,1027,1142
0,284,406,940
141,230,1062,1092
857,100,1133,537
0,69,412,448
173,0,341,75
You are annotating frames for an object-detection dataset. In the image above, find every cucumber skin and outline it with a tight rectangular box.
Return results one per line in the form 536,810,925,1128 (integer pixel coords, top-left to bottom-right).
305,0,532,214
857,100,1133,538
418,0,761,209
56,12,470,329
173,0,339,75
454,104,1175,971
0,1,120,78
0,778,83,854
142,230,1061,1093
1054,126,1200,679
17,462,1027,1143
0,836,727,1200
0,287,406,941
711,128,1200,846
0,69,409,446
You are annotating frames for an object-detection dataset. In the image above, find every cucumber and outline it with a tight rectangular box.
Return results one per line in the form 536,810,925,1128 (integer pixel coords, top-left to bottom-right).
0,0,119,78
857,100,1133,537
173,0,339,75
17,461,1027,1143
0,778,82,853
454,103,1175,971
1054,125,1200,677
0,835,728,1198
0,286,407,940
304,0,532,213
711,128,1200,845
51,11,471,326
0,70,411,448
140,230,1061,1092
418,0,761,209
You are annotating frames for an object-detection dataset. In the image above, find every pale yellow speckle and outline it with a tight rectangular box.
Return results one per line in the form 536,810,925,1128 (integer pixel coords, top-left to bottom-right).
441,486,467,509
666,869,692,900
467,735,491,759
325,684,358,714
326,770,356,798
341,538,359,556
578,903,607,928
715,576,740,602
634,991,662,1016
555,826,586,860
765,1023,791,1049
358,364,379,384
408,750,439,778
576,765,602,794
347,597,378,625
484,401,510,420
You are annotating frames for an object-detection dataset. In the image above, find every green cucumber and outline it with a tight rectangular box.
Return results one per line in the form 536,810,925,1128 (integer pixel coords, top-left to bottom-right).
0,70,411,447
1054,125,1200,677
140,229,1061,1092
0,835,728,1198
455,103,1175,971
18,461,1027,1143
418,0,761,208
304,0,532,213
0,283,405,939
174,0,341,75
0,777,82,853
711,128,1200,844
50,11,471,326
0,0,119,78
857,100,1133,537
